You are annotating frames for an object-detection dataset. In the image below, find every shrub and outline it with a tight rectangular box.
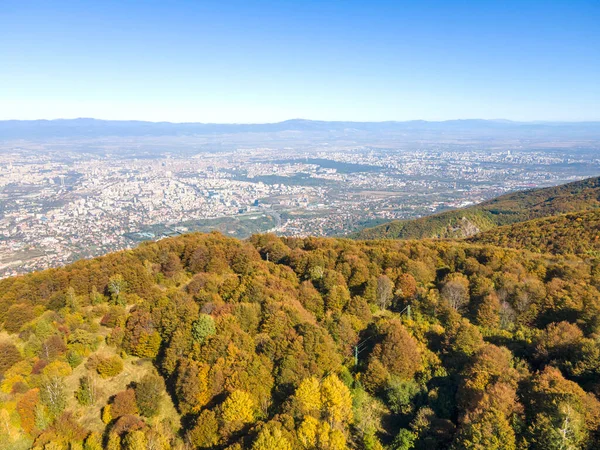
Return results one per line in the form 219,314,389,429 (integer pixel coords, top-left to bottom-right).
96,355,124,378
111,389,138,418
67,349,84,368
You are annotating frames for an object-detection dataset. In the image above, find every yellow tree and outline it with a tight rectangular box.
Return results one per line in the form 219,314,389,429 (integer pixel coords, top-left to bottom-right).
321,374,353,426
84,432,103,450
298,416,319,448
295,377,322,416
252,425,292,450
221,390,256,424
123,430,148,450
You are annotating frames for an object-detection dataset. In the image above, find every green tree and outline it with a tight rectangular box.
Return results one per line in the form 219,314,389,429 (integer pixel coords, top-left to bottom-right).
75,375,97,406
108,274,128,305
192,314,216,344
135,373,164,417
452,409,516,450
39,376,67,419
390,429,416,450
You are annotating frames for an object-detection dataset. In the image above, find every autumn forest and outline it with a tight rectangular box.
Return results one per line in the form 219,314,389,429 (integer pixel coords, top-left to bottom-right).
2,178,600,450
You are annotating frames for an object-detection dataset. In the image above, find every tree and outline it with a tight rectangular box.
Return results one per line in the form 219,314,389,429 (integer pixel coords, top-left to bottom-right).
3,303,35,333
17,388,40,434
192,314,216,344
108,274,128,305
396,273,417,301
325,285,351,314
111,389,139,418
188,409,220,448
106,433,122,450
65,286,80,311
386,378,421,415
321,374,353,426
390,429,416,450
135,373,164,417
441,275,470,312
84,432,103,450
452,409,516,450
252,424,292,450
528,404,585,450
297,416,348,450
371,319,422,380
376,275,394,310
294,377,322,416
221,390,256,424
525,367,595,450
123,309,161,358
474,293,501,328
39,376,67,419
160,252,183,277
0,341,21,375
123,430,148,450
95,354,124,378
298,416,320,448
175,360,211,414
75,375,97,406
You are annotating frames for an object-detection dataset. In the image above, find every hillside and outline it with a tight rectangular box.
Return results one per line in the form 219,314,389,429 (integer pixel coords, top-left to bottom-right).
1,231,600,449
467,209,600,256
355,176,600,240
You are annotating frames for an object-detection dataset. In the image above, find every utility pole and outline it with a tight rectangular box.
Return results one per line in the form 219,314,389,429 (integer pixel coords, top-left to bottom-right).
353,336,372,367
399,304,412,320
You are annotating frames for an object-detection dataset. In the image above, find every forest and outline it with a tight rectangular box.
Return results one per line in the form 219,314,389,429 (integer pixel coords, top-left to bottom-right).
1,220,600,449
467,209,600,256
355,176,600,240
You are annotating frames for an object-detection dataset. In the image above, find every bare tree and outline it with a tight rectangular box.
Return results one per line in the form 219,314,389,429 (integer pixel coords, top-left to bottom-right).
40,376,66,418
441,277,469,312
377,275,394,310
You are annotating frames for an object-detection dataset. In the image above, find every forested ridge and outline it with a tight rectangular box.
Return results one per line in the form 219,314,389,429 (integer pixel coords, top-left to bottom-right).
355,176,600,240
468,209,600,255
1,228,600,449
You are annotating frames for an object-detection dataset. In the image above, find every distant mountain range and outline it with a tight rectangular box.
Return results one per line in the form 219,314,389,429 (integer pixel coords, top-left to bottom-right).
1,118,600,139
355,176,600,241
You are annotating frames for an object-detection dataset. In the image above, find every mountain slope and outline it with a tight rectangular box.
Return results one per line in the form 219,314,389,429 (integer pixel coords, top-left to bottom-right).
1,231,600,448
467,209,600,255
355,176,600,240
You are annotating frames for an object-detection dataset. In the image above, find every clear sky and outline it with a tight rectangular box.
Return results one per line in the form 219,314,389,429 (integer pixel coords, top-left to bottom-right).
1,0,599,123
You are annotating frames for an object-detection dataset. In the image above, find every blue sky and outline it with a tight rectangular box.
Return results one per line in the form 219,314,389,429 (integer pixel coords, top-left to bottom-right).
1,0,599,122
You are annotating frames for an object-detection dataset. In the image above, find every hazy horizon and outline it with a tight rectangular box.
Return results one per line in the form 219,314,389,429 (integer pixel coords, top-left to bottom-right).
3,117,600,125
